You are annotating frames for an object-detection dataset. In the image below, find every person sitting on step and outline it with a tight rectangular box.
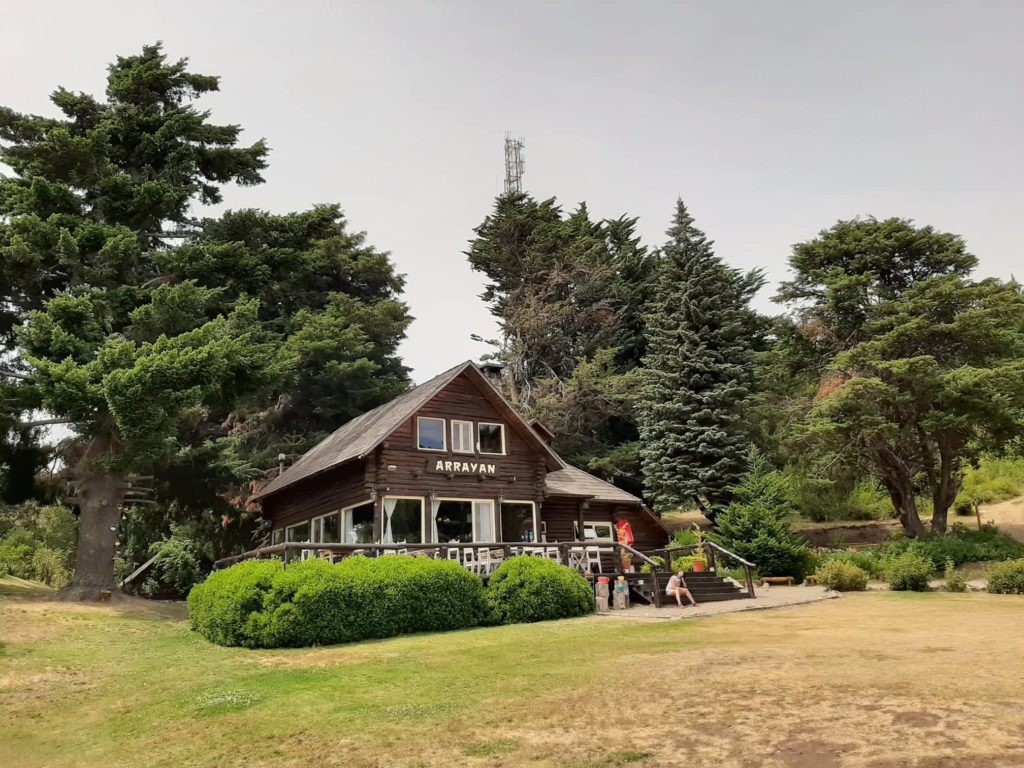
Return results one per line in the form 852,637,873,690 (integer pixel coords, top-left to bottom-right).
666,569,698,608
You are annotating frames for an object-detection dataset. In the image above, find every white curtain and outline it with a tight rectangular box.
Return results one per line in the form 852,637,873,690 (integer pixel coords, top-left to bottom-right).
382,498,398,544
474,502,494,542
430,497,441,543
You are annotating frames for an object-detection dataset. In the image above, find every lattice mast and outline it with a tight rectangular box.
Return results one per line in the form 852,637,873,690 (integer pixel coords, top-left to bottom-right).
503,132,525,194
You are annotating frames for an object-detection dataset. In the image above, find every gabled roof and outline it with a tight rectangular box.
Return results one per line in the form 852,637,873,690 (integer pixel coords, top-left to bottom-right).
544,464,642,504
253,361,564,501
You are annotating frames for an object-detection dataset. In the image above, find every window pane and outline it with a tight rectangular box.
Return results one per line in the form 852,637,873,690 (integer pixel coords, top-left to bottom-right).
344,503,375,544
501,502,536,542
316,513,340,543
436,500,472,543
286,522,310,542
478,423,504,454
389,498,423,543
452,421,473,452
271,529,284,545
418,418,445,450
584,523,612,541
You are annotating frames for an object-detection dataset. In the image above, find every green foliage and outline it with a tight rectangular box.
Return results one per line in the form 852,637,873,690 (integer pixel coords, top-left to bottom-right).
944,559,967,593
637,201,764,513
30,548,71,589
876,525,1024,569
485,556,593,625
639,555,666,574
143,527,208,597
957,457,1024,508
0,503,77,586
987,559,1024,595
815,549,885,578
188,557,489,648
884,552,934,591
673,529,698,546
0,529,35,578
710,499,811,579
187,559,283,647
815,559,868,591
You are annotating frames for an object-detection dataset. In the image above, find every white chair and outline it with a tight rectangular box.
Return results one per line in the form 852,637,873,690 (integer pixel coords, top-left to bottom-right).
568,547,588,572
586,546,603,574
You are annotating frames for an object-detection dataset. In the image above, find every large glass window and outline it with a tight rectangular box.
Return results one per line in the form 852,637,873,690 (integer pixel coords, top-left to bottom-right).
286,521,310,542
271,528,284,545
501,502,537,542
312,512,340,544
583,521,613,541
477,422,505,454
343,502,375,544
383,498,423,544
435,500,473,543
417,417,446,451
451,420,474,453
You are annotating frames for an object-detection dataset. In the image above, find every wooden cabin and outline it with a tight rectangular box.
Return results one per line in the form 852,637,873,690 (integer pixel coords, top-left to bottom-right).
252,361,671,555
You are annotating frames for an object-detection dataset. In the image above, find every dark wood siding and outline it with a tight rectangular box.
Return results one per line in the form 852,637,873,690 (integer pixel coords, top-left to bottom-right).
262,461,371,531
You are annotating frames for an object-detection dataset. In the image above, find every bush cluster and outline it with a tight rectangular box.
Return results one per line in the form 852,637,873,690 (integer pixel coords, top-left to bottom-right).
987,559,1024,595
189,556,491,648
884,552,933,591
815,559,868,591
0,504,76,588
141,528,207,597
944,559,967,593
876,525,1024,569
486,556,593,624
189,554,594,648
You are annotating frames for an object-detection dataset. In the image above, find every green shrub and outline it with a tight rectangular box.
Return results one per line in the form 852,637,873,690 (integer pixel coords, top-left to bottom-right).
875,525,1024,569
0,529,37,579
188,556,490,648
187,559,283,647
711,501,811,580
145,529,206,597
953,499,974,517
673,530,698,546
959,457,1024,507
255,556,489,647
987,558,1024,595
31,548,71,589
640,555,666,574
943,558,967,593
815,559,868,591
884,552,933,591
486,556,593,625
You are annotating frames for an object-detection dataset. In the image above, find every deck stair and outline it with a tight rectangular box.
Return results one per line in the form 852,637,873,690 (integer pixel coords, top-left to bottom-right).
628,571,750,605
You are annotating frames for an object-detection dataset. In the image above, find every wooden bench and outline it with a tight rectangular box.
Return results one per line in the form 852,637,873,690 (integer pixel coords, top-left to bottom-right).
804,574,818,586
759,576,795,586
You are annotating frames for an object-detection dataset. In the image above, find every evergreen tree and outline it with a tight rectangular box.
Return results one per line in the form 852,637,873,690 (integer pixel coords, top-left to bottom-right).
637,200,764,516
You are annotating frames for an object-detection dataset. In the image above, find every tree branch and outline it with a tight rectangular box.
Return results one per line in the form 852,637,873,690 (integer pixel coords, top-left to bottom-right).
18,417,72,429
1,368,33,382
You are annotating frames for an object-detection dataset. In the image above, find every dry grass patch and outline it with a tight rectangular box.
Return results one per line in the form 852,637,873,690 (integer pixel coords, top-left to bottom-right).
3,576,1024,767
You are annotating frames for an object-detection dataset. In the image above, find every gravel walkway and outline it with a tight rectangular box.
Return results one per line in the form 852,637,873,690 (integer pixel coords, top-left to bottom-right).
597,585,839,620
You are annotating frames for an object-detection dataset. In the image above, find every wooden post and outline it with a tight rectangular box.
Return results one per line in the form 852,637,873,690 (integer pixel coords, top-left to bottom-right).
745,564,755,599
576,500,586,544
558,543,568,567
372,494,383,543
651,569,662,608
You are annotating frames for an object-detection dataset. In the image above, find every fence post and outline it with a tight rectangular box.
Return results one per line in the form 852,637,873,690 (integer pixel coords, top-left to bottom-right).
651,569,662,608
745,564,755,598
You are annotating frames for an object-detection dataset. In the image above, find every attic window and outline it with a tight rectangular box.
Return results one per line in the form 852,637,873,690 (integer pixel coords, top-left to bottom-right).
417,417,446,451
477,422,505,455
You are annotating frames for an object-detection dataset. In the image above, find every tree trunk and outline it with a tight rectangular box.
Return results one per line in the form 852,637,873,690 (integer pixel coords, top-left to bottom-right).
882,476,927,538
57,468,126,601
930,446,960,535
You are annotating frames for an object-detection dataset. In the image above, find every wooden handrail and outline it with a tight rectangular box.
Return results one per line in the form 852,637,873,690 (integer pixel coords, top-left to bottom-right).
703,541,755,568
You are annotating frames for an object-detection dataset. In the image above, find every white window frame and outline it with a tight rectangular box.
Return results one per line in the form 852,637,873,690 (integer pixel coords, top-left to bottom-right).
382,495,426,544
476,421,506,455
583,521,614,542
435,497,496,543
500,499,538,542
285,521,312,542
416,416,447,452
451,419,475,454
311,510,341,544
341,500,375,544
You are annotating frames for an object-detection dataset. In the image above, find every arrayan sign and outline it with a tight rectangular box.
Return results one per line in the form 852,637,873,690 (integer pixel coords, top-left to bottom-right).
432,459,497,475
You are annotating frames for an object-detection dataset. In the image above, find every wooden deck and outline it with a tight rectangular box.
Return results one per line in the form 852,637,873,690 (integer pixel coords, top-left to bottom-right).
213,540,757,606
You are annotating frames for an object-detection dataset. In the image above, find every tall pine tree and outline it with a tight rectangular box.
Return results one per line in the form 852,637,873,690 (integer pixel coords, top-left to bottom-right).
638,200,764,516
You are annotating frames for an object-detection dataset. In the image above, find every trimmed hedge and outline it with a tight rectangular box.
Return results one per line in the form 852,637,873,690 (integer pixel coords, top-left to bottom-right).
988,558,1024,595
486,556,593,624
188,556,489,648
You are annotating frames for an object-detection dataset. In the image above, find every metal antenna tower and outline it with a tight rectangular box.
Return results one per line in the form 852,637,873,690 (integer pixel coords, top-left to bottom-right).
503,132,525,194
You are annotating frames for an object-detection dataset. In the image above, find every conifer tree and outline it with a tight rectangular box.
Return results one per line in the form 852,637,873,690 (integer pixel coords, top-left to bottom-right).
637,200,764,516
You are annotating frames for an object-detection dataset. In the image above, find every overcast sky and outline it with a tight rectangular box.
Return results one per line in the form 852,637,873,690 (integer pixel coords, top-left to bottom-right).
5,1,1022,382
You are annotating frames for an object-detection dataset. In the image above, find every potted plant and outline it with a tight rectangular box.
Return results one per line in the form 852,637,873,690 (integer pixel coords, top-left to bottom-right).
691,524,707,573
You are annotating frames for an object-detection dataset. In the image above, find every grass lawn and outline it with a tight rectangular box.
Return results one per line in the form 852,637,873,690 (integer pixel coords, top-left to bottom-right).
3,578,1024,767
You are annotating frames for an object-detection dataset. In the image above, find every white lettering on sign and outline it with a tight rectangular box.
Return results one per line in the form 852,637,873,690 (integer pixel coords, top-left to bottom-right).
434,459,497,475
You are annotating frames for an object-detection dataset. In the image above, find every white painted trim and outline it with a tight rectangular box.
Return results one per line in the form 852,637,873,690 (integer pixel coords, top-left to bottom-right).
416,416,447,452
583,520,614,542
450,419,475,454
477,421,506,455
